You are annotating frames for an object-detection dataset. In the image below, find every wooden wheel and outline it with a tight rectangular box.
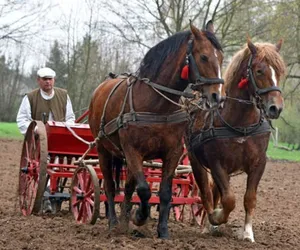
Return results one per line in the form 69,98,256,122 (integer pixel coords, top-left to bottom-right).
19,121,48,215
71,163,100,224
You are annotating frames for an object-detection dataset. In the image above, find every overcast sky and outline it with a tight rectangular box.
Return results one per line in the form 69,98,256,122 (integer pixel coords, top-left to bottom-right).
0,0,106,74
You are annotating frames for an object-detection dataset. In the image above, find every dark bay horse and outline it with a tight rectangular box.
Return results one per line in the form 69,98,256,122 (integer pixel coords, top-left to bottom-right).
89,21,224,238
186,38,286,242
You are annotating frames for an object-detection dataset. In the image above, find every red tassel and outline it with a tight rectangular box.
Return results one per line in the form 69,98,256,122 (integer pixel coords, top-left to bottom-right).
181,65,189,80
238,78,248,89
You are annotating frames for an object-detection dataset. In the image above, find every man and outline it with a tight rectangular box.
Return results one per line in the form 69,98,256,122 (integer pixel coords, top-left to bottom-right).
16,67,75,134
16,67,75,213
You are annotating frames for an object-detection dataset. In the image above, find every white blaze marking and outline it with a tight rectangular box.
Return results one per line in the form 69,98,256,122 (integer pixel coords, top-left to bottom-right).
270,66,277,87
214,49,223,93
214,49,218,57
218,64,222,93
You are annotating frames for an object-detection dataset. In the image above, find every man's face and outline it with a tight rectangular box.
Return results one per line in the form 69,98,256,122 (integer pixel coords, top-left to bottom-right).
37,77,55,94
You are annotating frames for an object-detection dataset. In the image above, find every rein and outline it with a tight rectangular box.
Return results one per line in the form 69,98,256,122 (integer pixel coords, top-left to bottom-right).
140,77,194,99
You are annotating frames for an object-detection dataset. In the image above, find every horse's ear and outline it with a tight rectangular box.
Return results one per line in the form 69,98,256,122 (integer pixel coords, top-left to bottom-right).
275,39,283,52
190,20,201,39
205,20,215,34
247,35,257,55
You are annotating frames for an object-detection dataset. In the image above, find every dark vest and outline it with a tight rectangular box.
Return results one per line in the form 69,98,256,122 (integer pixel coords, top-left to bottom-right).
27,87,68,122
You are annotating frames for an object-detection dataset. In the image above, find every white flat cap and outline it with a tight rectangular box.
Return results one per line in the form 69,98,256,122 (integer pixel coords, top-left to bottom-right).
37,67,56,78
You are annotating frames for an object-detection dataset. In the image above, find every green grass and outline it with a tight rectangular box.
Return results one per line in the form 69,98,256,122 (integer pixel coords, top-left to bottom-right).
0,122,23,140
1,122,300,161
267,141,300,162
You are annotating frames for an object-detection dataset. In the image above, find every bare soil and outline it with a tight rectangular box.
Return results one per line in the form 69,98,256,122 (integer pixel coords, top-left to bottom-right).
1,138,300,250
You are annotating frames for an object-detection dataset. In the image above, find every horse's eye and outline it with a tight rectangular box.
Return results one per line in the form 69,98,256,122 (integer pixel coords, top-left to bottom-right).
200,55,208,62
256,69,263,76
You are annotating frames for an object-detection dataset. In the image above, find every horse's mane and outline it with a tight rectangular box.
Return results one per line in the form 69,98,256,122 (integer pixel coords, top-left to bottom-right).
224,42,286,89
138,30,223,80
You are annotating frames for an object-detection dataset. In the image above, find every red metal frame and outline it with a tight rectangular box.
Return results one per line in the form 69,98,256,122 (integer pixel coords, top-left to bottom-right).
39,112,204,225
46,121,97,156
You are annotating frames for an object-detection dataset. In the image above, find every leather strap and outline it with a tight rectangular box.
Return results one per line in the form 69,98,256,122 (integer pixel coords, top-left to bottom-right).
102,110,189,136
190,120,271,150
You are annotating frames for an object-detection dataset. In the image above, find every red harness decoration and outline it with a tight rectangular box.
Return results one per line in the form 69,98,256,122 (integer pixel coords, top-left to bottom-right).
181,65,189,80
238,78,248,89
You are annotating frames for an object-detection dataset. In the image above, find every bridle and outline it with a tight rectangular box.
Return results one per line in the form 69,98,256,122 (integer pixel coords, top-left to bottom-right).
190,53,283,143
247,54,281,96
140,37,225,100
185,38,224,90
245,54,282,115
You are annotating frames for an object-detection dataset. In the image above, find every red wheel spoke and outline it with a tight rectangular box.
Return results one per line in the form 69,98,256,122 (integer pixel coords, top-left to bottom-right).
85,201,92,219
84,187,94,198
73,185,82,194
77,172,85,189
72,199,81,207
85,197,94,207
84,175,92,192
77,202,85,221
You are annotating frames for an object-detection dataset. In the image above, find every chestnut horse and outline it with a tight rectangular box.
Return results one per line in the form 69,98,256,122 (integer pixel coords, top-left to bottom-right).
89,21,224,238
186,38,286,242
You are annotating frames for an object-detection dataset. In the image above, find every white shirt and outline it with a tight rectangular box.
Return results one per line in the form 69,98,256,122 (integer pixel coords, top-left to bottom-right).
16,89,75,135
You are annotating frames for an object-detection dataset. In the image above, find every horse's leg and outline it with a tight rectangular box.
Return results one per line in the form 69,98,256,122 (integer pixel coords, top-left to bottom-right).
189,156,214,220
119,169,136,232
114,157,123,193
243,161,266,242
190,158,216,234
203,176,222,234
98,150,118,229
157,147,183,239
209,162,235,225
121,147,151,227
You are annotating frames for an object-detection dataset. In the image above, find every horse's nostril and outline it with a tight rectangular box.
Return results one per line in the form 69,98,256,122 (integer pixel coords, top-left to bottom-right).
212,93,220,104
269,105,282,118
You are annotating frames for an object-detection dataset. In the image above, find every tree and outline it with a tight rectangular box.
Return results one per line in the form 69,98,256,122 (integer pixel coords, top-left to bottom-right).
46,40,68,88
0,1,55,44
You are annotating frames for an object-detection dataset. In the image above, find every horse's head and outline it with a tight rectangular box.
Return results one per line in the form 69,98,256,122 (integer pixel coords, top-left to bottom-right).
187,21,225,109
245,38,286,119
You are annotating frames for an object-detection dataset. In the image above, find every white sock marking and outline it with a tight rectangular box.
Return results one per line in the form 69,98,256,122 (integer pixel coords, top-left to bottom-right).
244,221,255,242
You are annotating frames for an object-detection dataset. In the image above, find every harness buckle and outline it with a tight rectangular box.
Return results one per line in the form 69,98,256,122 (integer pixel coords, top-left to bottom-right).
208,128,215,138
116,115,123,128
131,112,137,122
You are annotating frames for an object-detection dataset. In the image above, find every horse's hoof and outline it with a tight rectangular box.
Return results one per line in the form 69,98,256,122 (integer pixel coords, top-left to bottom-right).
243,233,255,242
108,218,119,231
131,208,147,227
158,232,169,239
210,225,222,237
209,208,224,225
157,225,169,239
131,229,146,238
